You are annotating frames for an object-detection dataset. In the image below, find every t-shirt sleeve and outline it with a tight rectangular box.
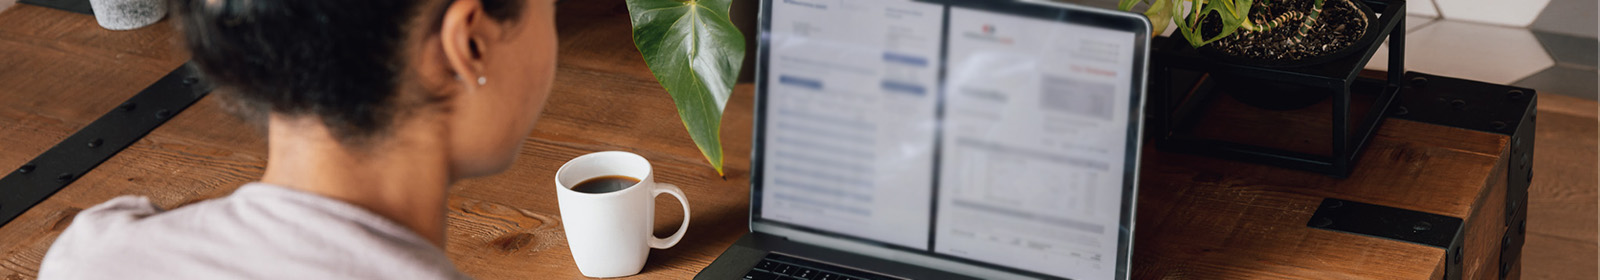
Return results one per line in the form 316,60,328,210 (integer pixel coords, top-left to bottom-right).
37,195,163,279
35,185,471,280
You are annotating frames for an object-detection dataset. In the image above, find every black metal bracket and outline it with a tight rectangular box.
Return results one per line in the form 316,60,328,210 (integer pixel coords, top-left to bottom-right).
1389,72,1534,279
1148,0,1408,177
0,62,211,226
1308,198,1465,280
18,0,93,15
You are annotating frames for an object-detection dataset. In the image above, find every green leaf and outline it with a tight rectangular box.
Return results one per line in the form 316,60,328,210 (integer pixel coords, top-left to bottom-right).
626,0,746,175
1217,0,1238,17
1117,0,1141,11
1234,0,1253,20
1143,0,1173,37
1173,0,1250,48
1173,0,1203,46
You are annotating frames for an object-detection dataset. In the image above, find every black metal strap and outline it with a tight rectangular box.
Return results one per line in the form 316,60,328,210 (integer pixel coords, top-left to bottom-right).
1390,72,1535,279
1308,198,1465,279
0,62,211,226
18,0,93,15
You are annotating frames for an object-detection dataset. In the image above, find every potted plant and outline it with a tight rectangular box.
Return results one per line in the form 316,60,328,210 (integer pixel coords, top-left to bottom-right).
622,0,746,175
1121,0,1382,109
1117,0,1408,176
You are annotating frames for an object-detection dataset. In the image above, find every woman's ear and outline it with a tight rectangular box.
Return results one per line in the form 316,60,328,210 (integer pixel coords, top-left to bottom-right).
439,0,493,88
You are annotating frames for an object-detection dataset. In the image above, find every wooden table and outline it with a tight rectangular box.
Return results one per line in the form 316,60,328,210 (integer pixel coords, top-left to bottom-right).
0,2,753,278
0,1,1593,279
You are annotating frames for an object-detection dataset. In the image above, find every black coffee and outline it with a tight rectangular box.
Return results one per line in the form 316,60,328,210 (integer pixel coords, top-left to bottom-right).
571,175,640,194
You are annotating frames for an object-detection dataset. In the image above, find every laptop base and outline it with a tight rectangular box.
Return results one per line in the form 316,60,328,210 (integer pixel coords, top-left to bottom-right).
696,232,981,280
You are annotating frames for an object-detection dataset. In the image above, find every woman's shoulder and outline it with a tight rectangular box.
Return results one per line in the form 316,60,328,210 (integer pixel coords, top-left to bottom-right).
37,184,468,279
49,195,165,243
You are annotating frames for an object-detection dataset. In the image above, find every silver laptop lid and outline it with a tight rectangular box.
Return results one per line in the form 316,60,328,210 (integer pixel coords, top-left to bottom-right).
750,0,1150,279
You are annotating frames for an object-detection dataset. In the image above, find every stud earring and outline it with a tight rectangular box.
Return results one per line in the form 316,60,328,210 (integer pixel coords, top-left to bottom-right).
477,76,487,86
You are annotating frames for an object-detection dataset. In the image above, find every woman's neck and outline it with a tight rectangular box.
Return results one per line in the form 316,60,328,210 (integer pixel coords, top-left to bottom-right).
259,115,453,248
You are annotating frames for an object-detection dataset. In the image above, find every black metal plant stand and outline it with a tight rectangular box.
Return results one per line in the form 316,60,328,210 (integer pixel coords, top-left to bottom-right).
1148,0,1407,177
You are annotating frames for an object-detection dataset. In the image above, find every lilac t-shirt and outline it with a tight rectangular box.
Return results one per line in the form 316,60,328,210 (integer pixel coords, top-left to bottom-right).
38,183,469,279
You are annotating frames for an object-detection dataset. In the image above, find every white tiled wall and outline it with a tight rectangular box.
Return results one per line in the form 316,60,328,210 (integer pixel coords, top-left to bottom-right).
1374,0,1597,99
1368,20,1555,84
1407,0,1440,18
1433,0,1551,27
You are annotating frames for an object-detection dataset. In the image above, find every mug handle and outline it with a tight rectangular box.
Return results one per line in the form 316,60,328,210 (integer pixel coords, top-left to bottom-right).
648,183,690,249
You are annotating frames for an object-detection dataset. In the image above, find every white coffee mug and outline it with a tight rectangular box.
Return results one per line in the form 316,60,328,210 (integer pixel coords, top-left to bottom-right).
89,0,166,30
555,151,690,278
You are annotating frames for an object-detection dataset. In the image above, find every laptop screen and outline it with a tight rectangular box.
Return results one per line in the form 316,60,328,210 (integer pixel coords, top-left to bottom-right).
754,0,1146,279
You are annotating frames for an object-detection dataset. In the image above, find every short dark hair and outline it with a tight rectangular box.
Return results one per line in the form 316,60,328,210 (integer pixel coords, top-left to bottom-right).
173,0,525,143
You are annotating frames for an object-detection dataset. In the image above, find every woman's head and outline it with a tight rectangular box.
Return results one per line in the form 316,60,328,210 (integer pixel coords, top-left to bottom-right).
174,0,557,179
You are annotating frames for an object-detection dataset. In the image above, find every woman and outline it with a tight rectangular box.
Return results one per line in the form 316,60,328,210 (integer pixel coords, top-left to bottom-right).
38,0,555,278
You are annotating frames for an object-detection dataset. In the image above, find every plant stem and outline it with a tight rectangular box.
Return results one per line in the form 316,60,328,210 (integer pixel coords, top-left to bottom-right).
1190,0,1206,27
1291,0,1324,43
1244,9,1305,33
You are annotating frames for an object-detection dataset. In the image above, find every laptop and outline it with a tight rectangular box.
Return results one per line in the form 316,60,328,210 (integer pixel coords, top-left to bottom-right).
697,0,1151,279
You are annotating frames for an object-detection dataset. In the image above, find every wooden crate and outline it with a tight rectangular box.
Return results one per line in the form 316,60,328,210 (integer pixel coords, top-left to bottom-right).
1132,74,1532,279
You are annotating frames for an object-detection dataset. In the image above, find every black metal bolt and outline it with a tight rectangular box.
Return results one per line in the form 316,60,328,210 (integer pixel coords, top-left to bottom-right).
56,173,74,182
1490,121,1508,131
1454,246,1463,263
1311,217,1333,227
156,109,172,119
1409,76,1428,87
1450,99,1467,110
88,138,103,148
1518,219,1526,235
1501,235,1513,256
1502,207,1518,226
182,76,199,86
1327,200,1344,208
1393,106,1409,116
1521,153,1532,170
1412,221,1432,232
17,164,35,174
1507,89,1525,100
1501,260,1512,278
119,102,137,112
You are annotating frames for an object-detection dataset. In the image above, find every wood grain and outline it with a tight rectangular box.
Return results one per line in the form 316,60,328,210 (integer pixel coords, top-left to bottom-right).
0,1,1593,280
1132,118,1508,279
1520,94,1599,280
0,1,754,279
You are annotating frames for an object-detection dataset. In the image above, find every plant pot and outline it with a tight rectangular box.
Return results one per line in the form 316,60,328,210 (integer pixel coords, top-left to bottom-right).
1146,0,1410,177
1204,0,1383,110
1205,0,1383,68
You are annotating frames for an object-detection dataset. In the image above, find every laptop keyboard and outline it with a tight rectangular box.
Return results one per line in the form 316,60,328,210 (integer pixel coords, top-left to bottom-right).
742,254,893,280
